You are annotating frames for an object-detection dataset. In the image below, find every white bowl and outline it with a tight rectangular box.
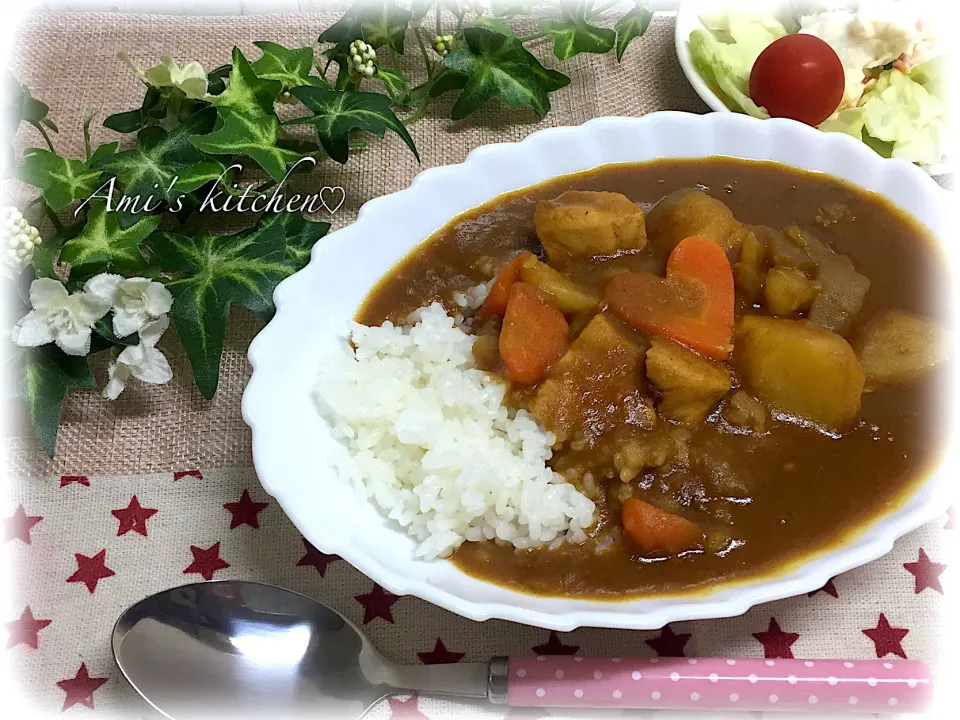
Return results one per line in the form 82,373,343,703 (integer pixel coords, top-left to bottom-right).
674,0,953,177
243,111,954,631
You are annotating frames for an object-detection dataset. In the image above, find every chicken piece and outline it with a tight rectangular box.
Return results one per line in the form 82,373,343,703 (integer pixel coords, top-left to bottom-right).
646,188,749,258
735,316,864,431
858,310,949,384
529,313,650,445
722,390,767,433
534,191,647,268
646,337,731,424
612,425,690,482
764,267,816,317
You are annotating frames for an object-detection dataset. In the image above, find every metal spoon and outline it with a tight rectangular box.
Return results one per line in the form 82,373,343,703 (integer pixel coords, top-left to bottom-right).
112,580,932,718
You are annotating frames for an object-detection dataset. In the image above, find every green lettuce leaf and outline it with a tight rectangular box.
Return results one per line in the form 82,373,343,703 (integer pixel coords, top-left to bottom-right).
860,69,945,165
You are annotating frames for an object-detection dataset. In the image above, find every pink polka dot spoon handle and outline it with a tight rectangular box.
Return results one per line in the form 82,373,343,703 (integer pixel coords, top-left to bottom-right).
503,656,932,713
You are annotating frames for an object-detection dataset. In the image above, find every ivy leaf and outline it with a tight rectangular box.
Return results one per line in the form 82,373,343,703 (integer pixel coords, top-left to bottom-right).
149,221,294,398
17,148,105,212
92,106,224,215
15,348,95,457
441,27,552,120
250,41,325,91
104,87,164,133
410,0,432,23
257,211,331,269
615,5,653,62
33,217,85,279
473,16,516,37
375,67,411,106
491,0,532,16
212,47,283,116
207,64,233,96
192,48,296,182
286,86,419,164
541,7,617,61
319,7,364,54
360,1,411,53
59,202,161,274
422,67,469,101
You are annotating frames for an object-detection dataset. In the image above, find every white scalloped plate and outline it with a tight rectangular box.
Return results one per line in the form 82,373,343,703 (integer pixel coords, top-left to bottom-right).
242,111,956,630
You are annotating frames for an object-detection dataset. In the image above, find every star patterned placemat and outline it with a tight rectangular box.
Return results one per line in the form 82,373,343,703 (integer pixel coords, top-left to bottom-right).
3,468,954,717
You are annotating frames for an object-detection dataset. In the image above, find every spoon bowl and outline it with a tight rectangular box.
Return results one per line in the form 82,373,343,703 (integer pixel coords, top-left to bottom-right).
112,580,490,719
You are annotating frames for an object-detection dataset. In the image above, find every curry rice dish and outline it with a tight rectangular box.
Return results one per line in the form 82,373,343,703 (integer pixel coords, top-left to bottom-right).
352,157,950,599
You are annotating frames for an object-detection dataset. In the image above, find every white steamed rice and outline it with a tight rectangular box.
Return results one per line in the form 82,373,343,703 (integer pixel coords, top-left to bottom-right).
314,291,596,560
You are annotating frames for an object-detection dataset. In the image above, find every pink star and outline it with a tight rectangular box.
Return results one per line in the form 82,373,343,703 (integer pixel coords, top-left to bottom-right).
753,617,800,659
5,606,52,650
295,538,341,576
183,542,230,581
532,631,579,656
111,495,158,537
66,549,116,594
807,577,839,598
56,663,108,711
3,504,42,544
645,624,691,657
223,489,269,529
418,638,465,664
862,613,909,659
904,548,947,594
387,696,427,718
355,584,399,624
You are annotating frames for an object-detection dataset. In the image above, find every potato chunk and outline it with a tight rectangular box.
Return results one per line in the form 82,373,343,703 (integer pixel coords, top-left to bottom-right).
764,267,816,317
858,310,948,384
646,337,731,424
529,313,650,445
646,188,748,258
735,316,864,431
534,191,647,268
732,229,767,304
722,390,767,433
518,255,600,313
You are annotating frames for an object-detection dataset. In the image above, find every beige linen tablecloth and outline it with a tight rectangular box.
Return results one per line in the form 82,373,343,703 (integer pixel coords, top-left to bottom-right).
3,10,953,718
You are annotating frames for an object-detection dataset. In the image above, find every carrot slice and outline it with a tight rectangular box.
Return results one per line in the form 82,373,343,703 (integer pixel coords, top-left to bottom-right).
499,282,568,384
476,251,535,321
604,235,734,360
621,498,702,555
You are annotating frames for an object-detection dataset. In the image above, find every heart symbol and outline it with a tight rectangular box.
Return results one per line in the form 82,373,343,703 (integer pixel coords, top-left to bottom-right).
605,236,734,360
319,186,345,215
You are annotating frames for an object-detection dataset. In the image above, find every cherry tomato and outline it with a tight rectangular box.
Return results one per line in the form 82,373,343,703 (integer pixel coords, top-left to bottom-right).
749,34,844,126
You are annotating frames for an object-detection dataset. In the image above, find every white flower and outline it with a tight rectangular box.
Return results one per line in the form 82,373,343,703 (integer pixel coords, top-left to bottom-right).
84,274,173,338
2,206,42,273
104,315,173,400
11,278,110,356
121,53,208,99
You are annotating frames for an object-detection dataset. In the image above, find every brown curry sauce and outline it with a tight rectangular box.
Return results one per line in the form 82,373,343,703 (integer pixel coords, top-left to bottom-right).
356,158,949,600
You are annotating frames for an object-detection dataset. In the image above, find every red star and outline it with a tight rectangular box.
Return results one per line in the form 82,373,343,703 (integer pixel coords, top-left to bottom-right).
56,663,108,711
111,496,158,537
3,504,42,544
59,475,89,487
387,696,427,719
223,489,269,529
66,549,116,594
645,624,691,657
863,614,909,658
355,584,399,624
946,506,956,530
183,542,230,581
417,638,465,664
173,470,203,481
904,548,947,594
532,631,579,656
807,577,839,598
5,606,52,650
753,617,800,659
296,538,340,576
